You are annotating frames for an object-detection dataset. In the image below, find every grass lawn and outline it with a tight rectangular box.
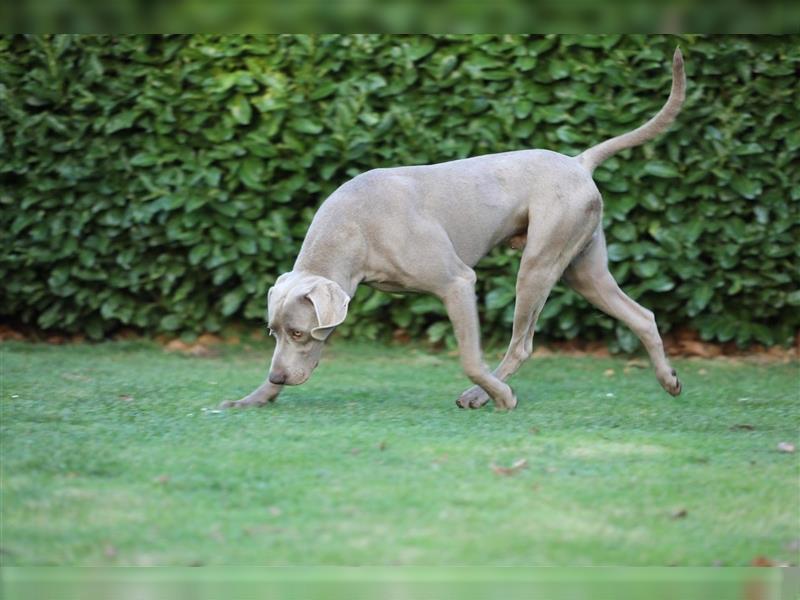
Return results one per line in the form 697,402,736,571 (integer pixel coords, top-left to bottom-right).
1,338,798,566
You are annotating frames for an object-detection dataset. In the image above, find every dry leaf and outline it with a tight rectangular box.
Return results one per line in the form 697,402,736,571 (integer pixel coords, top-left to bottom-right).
186,344,215,357
196,333,222,346
698,368,708,376
119,394,133,402
670,508,688,519
165,339,190,352
603,369,615,377
268,506,282,517
0,324,26,341
529,426,540,435
154,474,170,485
490,458,528,476
681,340,722,358
378,441,387,451
777,442,796,453
750,555,774,567
730,424,755,431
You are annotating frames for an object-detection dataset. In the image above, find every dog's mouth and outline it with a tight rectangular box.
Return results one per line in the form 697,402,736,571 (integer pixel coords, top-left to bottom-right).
285,371,311,386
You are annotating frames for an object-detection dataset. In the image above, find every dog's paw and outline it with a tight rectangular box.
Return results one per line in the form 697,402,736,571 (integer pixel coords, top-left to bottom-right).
660,368,682,397
456,386,491,409
494,389,518,411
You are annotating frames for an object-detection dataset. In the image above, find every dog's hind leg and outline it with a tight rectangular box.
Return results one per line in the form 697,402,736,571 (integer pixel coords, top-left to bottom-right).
457,195,600,408
562,228,681,396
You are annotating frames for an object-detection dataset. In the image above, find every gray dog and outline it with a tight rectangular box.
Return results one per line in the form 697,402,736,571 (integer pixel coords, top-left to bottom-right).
224,48,686,410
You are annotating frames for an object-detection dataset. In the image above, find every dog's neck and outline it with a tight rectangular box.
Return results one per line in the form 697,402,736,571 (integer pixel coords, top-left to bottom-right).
292,219,366,299
293,254,360,300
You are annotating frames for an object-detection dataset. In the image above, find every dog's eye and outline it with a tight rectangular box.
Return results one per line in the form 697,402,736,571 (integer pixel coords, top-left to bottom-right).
290,330,303,340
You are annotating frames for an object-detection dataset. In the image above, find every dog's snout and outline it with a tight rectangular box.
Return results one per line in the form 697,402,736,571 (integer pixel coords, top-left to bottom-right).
269,371,287,385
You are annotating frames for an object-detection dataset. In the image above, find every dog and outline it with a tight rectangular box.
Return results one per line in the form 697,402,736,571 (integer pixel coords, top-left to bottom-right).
223,48,686,410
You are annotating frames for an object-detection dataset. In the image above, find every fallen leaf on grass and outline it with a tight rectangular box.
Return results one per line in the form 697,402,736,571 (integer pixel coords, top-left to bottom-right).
164,339,217,357
154,475,170,485
186,345,216,358
196,333,222,346
119,395,133,402
267,506,282,517
603,369,615,377
681,340,722,358
777,442,796,453
698,368,708,376
624,359,647,373
165,339,190,352
529,426,540,435
378,441,387,451
750,555,774,567
490,458,528,476
670,508,688,519
730,424,755,431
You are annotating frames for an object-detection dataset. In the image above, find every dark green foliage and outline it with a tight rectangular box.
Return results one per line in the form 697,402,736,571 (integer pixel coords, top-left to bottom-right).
1,35,798,347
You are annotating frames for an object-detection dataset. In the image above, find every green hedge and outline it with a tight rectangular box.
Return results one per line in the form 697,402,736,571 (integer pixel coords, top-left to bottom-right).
2,34,798,348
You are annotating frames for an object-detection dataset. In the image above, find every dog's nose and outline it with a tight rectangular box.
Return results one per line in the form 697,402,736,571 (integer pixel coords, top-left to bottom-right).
269,371,287,385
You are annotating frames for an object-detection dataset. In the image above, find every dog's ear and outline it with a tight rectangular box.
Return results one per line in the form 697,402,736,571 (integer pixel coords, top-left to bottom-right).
306,279,350,341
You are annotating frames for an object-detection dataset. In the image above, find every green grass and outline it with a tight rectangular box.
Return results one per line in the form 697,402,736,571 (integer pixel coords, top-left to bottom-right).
1,339,798,566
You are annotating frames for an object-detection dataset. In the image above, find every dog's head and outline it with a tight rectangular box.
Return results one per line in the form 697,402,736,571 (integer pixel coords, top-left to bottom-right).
265,271,350,385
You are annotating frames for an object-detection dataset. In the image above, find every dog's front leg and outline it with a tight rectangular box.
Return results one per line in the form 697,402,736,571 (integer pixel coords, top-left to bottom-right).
221,377,282,408
439,272,517,410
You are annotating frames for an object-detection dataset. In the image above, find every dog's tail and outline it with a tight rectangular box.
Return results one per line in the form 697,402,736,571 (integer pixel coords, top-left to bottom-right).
578,47,686,173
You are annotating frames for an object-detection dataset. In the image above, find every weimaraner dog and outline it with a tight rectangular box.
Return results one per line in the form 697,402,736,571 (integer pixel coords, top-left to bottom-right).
223,48,686,410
